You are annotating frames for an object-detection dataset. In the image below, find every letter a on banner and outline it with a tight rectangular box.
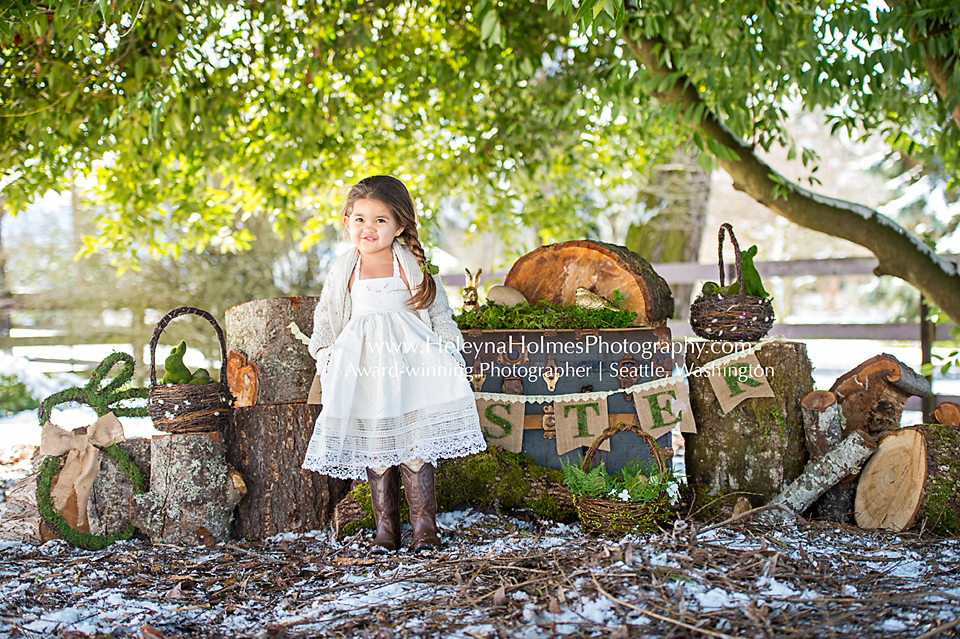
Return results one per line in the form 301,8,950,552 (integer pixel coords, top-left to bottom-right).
706,352,775,414
634,380,697,439
555,399,610,456
476,399,525,453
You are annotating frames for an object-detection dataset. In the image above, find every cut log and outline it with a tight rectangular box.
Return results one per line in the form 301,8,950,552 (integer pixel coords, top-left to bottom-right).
934,401,960,427
224,297,320,405
801,390,842,458
224,403,352,539
855,424,960,534
830,353,931,438
225,350,260,408
764,429,876,522
801,390,855,522
131,432,246,545
503,240,674,327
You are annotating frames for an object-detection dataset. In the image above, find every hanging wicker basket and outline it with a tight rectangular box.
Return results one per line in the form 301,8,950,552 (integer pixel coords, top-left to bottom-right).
689,223,775,342
147,307,233,434
573,421,672,535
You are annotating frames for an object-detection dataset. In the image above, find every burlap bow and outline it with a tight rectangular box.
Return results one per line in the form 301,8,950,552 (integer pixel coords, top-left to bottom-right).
39,412,125,532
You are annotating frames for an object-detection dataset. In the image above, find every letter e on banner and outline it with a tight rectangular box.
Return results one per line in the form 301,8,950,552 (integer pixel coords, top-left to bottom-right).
634,380,697,439
554,399,610,456
476,399,525,453
706,352,775,414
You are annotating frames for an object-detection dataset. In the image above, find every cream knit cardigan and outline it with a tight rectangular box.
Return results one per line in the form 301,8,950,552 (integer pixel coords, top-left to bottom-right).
308,241,466,375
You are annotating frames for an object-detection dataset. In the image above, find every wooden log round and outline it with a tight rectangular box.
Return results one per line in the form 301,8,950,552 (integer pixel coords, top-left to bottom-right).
855,424,960,534
224,297,320,406
935,401,960,427
503,240,674,327
684,340,813,506
225,403,352,539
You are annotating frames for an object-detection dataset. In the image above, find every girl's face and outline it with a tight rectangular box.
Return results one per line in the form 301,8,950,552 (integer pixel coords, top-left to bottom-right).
343,198,405,256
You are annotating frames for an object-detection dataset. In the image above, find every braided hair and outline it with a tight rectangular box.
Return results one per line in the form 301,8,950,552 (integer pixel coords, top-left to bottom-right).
342,175,438,310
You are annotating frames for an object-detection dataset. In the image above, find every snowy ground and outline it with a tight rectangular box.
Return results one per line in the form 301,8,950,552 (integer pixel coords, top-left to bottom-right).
2,511,960,638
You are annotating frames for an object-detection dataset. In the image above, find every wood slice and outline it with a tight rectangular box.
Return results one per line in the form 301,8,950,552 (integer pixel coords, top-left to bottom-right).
830,354,931,438
503,240,674,327
224,297,319,405
131,432,246,545
935,401,960,427
856,424,960,534
224,403,352,539
684,341,814,506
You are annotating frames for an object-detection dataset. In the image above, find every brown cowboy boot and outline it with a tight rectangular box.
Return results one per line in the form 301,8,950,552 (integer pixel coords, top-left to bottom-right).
400,462,442,552
366,466,401,553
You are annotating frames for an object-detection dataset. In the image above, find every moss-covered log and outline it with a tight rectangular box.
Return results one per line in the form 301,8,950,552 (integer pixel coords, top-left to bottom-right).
332,448,577,539
684,341,813,507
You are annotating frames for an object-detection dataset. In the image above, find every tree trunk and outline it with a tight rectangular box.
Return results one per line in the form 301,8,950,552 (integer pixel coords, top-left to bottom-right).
224,296,320,406
131,432,246,545
224,403,351,539
830,353,931,439
503,240,674,326
765,429,876,522
621,32,960,328
855,424,960,534
624,144,708,318
684,341,813,506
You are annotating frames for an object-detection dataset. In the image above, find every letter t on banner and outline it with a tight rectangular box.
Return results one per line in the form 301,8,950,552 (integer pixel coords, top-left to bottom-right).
706,352,775,414
634,380,697,439
554,400,610,456
476,399,525,453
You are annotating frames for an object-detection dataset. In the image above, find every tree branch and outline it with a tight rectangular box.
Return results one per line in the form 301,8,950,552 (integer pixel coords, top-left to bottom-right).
621,32,960,326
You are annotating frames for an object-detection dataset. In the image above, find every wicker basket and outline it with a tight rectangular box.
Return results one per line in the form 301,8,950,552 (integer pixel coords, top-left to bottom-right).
573,421,672,535
148,307,232,434
689,223,775,342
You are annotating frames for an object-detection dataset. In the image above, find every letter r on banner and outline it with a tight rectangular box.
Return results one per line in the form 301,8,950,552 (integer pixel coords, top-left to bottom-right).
706,352,775,414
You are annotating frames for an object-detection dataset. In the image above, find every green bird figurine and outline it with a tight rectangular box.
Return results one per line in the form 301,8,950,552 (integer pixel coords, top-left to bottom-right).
161,341,193,385
188,368,212,385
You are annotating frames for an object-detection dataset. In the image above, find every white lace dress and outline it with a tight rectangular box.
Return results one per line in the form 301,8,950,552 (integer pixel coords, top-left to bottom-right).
302,254,486,479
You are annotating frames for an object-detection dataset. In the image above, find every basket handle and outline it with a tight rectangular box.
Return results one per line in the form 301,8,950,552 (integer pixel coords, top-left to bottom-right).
580,418,667,476
718,223,746,303
149,307,228,386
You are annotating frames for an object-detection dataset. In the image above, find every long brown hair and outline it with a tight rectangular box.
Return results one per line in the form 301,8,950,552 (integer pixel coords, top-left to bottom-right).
342,175,437,309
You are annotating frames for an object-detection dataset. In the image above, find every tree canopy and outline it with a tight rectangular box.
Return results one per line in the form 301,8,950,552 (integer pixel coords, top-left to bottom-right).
1,0,959,320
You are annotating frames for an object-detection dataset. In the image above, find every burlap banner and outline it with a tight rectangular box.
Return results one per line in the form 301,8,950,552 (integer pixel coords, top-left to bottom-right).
554,400,610,456
705,351,775,414
633,378,697,440
477,398,526,453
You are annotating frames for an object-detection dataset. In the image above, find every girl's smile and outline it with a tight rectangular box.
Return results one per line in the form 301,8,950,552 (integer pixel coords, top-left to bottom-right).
344,198,405,257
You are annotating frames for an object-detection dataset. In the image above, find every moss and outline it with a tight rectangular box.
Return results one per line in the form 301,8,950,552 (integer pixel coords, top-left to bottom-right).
919,423,960,536
347,448,577,530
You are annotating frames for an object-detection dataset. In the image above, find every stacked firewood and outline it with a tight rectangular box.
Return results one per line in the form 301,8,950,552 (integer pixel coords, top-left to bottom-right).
765,353,960,534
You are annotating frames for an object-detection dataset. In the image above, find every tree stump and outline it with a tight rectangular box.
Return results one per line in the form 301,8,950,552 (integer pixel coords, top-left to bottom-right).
830,353,931,439
685,341,813,506
855,424,960,534
131,432,246,545
503,240,674,326
224,404,351,539
224,297,319,405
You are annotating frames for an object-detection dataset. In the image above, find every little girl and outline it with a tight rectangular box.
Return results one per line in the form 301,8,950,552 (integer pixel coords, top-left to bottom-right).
302,175,486,553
